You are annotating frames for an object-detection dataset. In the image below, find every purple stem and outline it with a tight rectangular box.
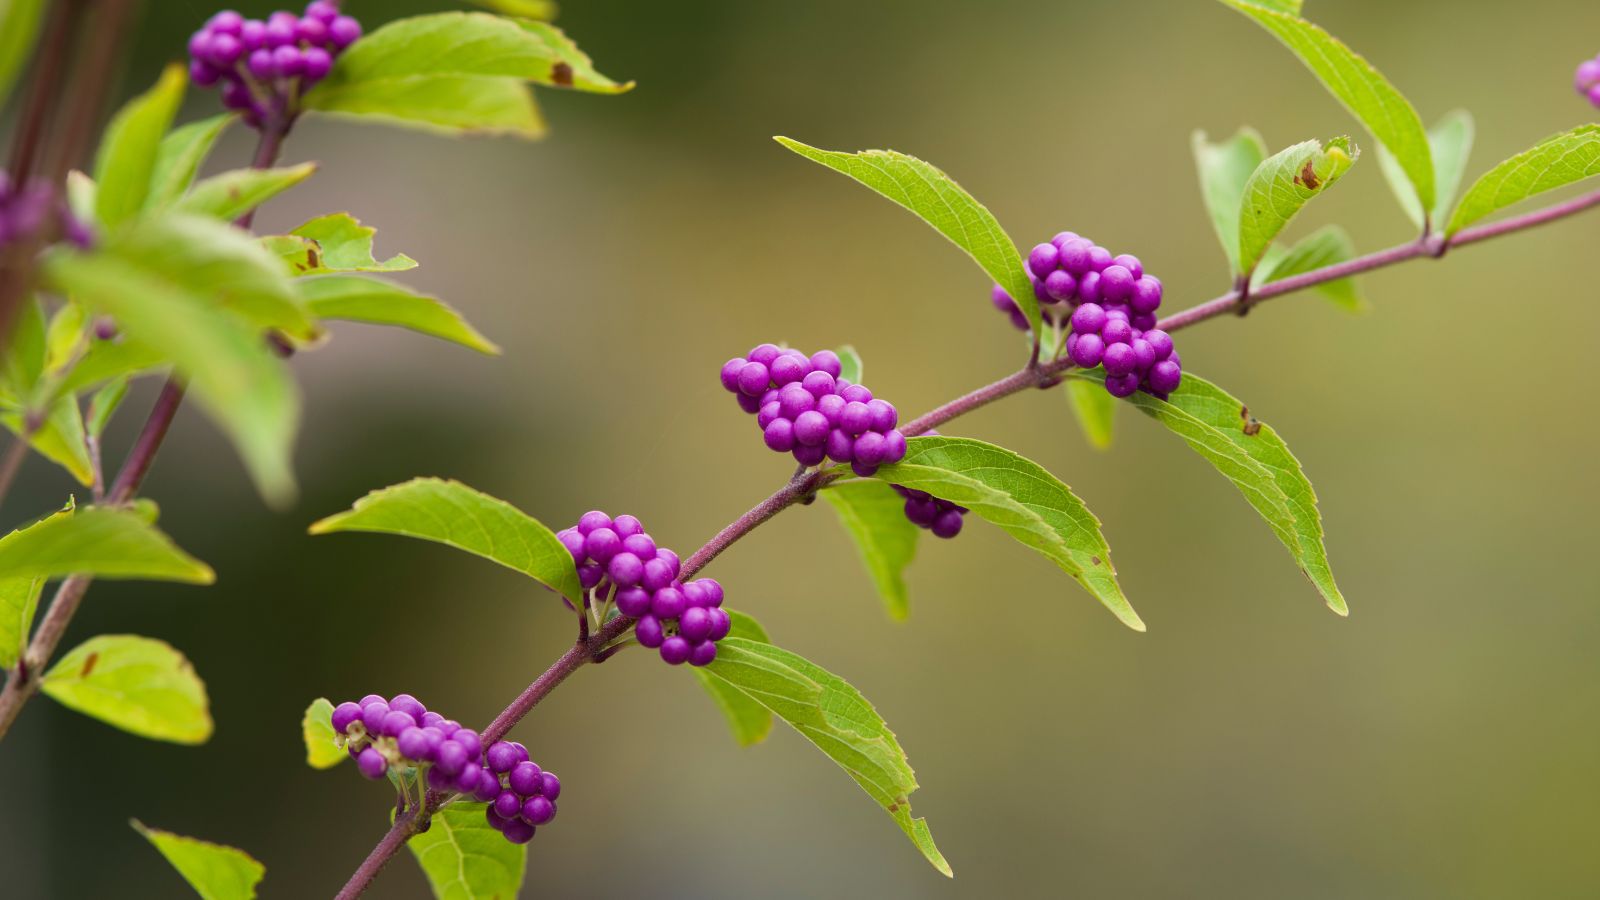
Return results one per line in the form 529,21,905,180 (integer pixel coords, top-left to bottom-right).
338,185,1600,900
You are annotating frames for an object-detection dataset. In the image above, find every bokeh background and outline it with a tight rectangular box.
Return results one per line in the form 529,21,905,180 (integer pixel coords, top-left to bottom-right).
3,0,1599,897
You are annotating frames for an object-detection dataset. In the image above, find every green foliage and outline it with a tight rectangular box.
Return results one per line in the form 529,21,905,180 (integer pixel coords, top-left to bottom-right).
86,376,129,439
93,64,187,229
0,0,45,111
297,275,499,355
463,0,558,20
1070,369,1345,615
302,697,345,769
775,138,1039,339
877,436,1142,631
1218,0,1433,214
835,344,864,385
1192,127,1267,274
1237,136,1357,275
42,634,212,743
44,242,301,506
278,213,419,274
705,638,950,875
310,477,582,604
1446,126,1600,236
132,820,264,900
821,480,919,620
0,574,43,668
172,163,318,223
407,802,527,900
689,609,773,746
1064,377,1119,449
1378,110,1474,230
1253,224,1367,312
0,504,213,584
303,12,630,137
1,394,93,486
145,114,235,211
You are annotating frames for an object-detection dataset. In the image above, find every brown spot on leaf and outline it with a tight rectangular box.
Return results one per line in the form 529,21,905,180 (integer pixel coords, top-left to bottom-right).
551,62,574,86
80,652,99,678
1294,160,1321,190
887,802,899,813
1240,405,1263,436
1090,556,1102,566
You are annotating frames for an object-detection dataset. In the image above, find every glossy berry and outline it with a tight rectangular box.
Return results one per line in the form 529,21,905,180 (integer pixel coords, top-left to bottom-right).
892,485,967,539
1577,56,1600,107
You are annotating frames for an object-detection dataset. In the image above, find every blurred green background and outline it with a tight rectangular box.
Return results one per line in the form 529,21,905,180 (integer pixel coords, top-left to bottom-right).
3,0,1600,897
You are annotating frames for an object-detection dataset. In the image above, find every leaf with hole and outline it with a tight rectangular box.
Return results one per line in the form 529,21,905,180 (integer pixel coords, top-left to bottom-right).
704,638,950,875
42,634,212,743
310,477,581,603
876,435,1141,631
1237,136,1357,275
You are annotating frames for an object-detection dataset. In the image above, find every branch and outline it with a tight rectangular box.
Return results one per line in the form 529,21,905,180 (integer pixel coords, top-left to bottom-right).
333,185,1600,895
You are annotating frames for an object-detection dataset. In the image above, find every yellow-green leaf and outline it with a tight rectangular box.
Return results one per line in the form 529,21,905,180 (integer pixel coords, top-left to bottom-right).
1238,136,1357,274
93,64,187,228
0,504,213,584
42,634,212,743
302,697,344,769
133,820,264,900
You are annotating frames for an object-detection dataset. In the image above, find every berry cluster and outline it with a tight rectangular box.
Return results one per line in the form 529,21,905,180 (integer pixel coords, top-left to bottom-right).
720,345,908,477
482,739,562,845
993,232,1183,399
557,512,732,666
1577,54,1600,108
187,4,362,128
892,485,966,538
330,694,563,845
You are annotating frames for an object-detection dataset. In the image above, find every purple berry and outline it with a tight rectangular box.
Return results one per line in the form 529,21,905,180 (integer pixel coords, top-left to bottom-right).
720,358,747,392
1131,312,1158,332
1144,329,1174,360
189,60,222,87
208,33,243,67
853,431,887,466
615,585,652,617
757,401,782,429
1077,270,1102,303
522,795,556,825
866,399,898,432
486,741,521,774
840,401,871,435
817,392,845,424
501,819,536,844
427,766,454,792
1105,372,1141,397
801,371,836,398
264,13,297,48
453,762,484,793
584,527,621,563
1130,276,1163,314
474,768,502,802
495,790,523,820
825,429,854,463
763,418,796,452
305,1,340,24
302,46,333,81
1102,318,1133,346
381,710,417,738
360,701,389,732
509,760,543,795
1060,239,1094,274
659,636,692,665
689,640,718,667
905,495,938,527
1027,242,1061,278
296,16,328,45
247,48,275,78
1578,59,1600,93
793,442,828,466
881,430,907,465
840,384,872,404
737,362,770,396
389,693,425,720
1071,303,1107,334
809,350,842,378
1112,254,1143,279
851,461,878,478
706,607,732,641
577,563,604,589
577,510,611,534
748,343,780,365
793,410,830,446
210,10,244,34
1147,359,1183,394
272,45,305,77
699,579,724,607
636,615,665,647
607,551,644,586
453,729,483,759
679,606,712,642
1100,265,1135,303
331,701,362,733
538,772,562,800
357,747,386,779
436,741,468,776
932,509,964,539
651,585,687,619
1102,343,1137,377
1070,332,1105,368
239,19,266,50
777,383,814,418
770,354,807,385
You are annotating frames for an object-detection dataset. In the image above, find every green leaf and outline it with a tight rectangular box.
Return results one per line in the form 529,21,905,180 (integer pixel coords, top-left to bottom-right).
302,12,630,136
821,480,919,620
1445,125,1600,236
133,822,263,900
705,638,950,876
463,0,558,20
689,609,773,746
93,64,187,228
775,138,1039,339
133,821,264,900
282,213,418,274
42,634,212,743
0,504,214,583
310,477,581,603
407,802,527,900
0,0,46,112
59,339,167,395
44,247,301,506
108,212,319,341
1237,136,1357,275
1064,377,1118,450
877,436,1141,631
172,163,317,223
1218,0,1432,213
297,274,499,355
1192,127,1267,274
0,574,44,669
835,344,864,385
145,113,235,211
1,295,46,394
86,376,130,440
1071,368,1346,615
1252,224,1367,313
44,301,86,372
302,697,344,769
1378,110,1474,229
1,394,93,486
